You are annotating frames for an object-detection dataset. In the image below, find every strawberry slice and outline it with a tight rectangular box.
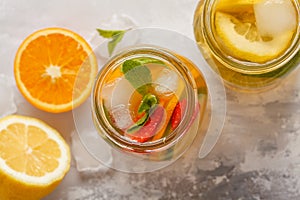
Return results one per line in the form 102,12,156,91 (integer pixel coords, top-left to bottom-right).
126,105,165,143
170,99,200,131
170,99,187,130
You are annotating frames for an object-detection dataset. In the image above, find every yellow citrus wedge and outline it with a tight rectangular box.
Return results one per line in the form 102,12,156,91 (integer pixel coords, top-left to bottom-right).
14,27,98,113
0,115,71,200
215,0,264,13
215,11,294,63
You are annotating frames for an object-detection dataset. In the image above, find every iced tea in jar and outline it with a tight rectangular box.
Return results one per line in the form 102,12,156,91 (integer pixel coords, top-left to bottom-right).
194,0,299,91
92,46,208,161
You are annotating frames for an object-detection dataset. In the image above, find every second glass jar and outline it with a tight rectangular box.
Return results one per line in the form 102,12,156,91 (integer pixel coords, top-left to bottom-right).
194,0,300,91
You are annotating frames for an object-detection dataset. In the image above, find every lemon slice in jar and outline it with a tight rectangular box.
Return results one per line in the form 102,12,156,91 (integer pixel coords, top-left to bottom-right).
214,11,294,63
216,0,264,12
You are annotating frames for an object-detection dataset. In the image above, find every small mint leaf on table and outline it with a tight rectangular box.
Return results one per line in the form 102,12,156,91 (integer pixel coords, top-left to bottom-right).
96,29,126,56
96,29,124,38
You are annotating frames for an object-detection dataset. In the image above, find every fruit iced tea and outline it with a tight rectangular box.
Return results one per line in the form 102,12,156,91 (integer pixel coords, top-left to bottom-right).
92,46,208,160
194,0,299,91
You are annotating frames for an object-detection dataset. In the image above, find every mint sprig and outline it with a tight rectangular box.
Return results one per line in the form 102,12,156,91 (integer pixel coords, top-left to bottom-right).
120,57,166,134
127,113,149,133
121,60,152,95
97,29,126,56
138,93,158,114
121,57,165,95
131,57,165,65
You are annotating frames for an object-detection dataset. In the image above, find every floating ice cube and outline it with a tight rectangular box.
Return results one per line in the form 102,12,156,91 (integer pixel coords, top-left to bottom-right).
0,74,17,118
111,77,135,107
102,73,135,129
254,0,297,36
154,68,179,95
110,105,133,130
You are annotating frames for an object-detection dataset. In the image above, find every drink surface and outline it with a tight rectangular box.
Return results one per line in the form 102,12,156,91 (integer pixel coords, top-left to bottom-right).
194,0,299,91
213,0,297,63
97,55,207,145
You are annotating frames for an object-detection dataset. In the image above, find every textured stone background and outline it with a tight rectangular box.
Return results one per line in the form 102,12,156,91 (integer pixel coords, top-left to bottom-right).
45,69,300,200
1,0,299,199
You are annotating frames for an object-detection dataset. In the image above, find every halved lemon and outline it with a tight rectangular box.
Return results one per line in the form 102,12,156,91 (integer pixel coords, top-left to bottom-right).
214,11,294,63
14,27,98,113
0,115,70,200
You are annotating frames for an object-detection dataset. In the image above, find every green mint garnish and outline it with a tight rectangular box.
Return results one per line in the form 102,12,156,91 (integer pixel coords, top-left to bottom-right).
121,57,165,133
96,29,126,56
138,93,158,114
131,57,165,65
121,57,165,95
121,60,152,95
127,113,149,133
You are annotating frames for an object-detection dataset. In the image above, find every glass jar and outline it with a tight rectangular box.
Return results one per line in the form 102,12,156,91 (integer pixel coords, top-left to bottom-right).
73,28,226,173
193,0,300,92
91,46,208,161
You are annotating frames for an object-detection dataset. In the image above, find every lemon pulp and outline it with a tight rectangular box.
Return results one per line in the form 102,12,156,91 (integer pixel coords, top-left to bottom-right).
0,115,70,200
214,0,297,63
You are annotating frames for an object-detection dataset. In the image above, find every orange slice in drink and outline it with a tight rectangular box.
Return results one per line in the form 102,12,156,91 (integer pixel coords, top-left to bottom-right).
14,27,98,113
0,115,70,200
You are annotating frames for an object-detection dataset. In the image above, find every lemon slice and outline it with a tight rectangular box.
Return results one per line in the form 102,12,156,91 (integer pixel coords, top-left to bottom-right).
215,11,294,63
0,115,70,200
216,0,264,13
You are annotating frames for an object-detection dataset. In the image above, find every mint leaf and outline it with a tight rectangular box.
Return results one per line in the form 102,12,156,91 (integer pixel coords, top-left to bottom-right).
96,29,124,38
127,113,149,133
108,31,125,56
138,93,158,114
131,57,165,65
96,28,126,56
121,57,165,95
121,60,152,95
121,60,142,73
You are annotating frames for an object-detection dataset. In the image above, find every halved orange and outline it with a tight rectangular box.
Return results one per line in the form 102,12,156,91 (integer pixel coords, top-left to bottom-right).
14,27,98,113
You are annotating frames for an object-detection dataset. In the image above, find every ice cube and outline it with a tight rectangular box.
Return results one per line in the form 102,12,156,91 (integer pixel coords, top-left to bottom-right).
111,77,135,107
154,68,179,95
72,99,112,173
110,105,133,130
100,14,138,31
0,74,17,118
71,130,110,172
254,0,297,36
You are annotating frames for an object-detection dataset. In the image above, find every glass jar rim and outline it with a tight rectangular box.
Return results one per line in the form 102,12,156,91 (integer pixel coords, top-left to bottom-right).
92,45,199,153
200,0,300,75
